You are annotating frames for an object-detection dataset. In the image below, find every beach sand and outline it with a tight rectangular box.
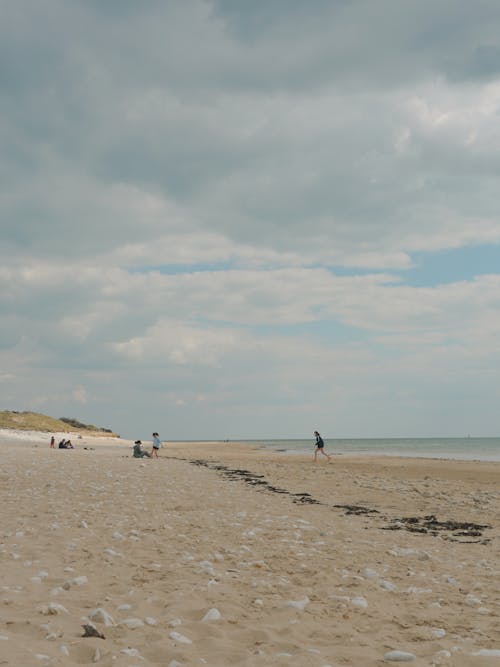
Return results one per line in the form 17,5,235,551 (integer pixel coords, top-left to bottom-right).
0,434,499,666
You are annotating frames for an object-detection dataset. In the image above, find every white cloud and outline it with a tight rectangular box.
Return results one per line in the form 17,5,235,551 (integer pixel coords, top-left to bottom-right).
112,320,243,366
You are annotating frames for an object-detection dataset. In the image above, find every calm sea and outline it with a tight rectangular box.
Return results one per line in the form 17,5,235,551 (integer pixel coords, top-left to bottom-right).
233,437,500,462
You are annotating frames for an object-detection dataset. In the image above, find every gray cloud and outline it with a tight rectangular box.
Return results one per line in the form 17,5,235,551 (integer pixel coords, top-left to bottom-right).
3,1,500,258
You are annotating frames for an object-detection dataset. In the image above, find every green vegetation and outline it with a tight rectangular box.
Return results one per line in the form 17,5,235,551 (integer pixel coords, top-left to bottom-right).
0,411,118,437
59,417,112,433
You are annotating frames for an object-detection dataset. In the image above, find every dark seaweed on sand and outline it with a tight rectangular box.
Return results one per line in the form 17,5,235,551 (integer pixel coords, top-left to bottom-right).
188,459,492,543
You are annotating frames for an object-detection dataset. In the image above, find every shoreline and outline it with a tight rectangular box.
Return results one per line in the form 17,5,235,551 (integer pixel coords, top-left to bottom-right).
242,447,500,464
2,428,500,464
231,438,500,463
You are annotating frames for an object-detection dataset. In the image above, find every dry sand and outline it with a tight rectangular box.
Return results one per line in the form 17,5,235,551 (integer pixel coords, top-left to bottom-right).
0,433,499,666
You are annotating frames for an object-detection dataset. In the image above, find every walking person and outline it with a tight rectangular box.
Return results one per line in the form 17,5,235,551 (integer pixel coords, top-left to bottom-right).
151,432,161,459
50,436,55,448
313,430,331,462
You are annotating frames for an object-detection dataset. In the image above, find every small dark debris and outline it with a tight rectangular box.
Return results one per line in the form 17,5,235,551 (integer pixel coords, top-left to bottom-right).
385,515,492,541
293,495,321,505
333,505,380,516
82,624,105,639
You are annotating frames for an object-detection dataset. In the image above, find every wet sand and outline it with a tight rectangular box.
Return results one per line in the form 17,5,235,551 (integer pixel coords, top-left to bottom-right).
0,434,499,666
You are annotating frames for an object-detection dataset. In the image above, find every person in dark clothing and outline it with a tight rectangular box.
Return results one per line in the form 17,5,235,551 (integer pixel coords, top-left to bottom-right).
132,440,151,458
313,430,331,462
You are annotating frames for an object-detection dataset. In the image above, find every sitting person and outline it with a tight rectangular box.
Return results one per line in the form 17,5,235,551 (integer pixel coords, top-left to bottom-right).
58,439,67,449
66,440,74,449
132,440,151,458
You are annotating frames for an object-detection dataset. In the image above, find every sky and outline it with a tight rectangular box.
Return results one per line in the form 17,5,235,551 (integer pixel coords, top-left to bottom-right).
1,1,500,440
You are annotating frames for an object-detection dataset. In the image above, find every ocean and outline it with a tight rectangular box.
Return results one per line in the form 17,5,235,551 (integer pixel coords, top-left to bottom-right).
233,437,500,462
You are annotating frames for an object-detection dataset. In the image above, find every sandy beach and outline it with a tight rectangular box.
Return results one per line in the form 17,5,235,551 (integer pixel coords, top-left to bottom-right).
1,433,499,666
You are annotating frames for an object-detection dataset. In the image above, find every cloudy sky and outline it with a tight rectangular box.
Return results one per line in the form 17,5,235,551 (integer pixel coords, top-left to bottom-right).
1,1,500,440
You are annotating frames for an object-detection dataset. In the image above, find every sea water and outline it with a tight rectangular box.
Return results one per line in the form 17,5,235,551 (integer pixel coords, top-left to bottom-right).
234,437,500,462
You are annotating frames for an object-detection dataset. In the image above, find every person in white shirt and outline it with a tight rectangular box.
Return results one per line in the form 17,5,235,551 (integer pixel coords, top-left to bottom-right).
151,432,161,459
